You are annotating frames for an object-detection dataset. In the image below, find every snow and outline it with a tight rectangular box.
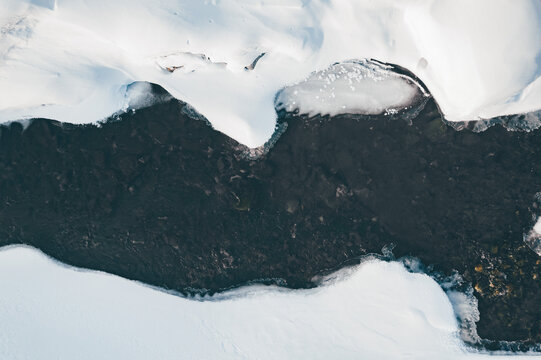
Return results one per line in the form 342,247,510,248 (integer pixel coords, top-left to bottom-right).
275,59,428,117
1,0,541,147
525,217,541,256
0,245,537,360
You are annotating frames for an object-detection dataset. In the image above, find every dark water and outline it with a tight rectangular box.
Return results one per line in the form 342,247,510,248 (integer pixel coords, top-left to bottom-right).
0,84,540,349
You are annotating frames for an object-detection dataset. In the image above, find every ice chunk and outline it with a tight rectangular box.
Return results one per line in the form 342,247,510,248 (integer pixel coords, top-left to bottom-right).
525,217,541,256
275,59,428,117
27,0,55,10
524,193,541,256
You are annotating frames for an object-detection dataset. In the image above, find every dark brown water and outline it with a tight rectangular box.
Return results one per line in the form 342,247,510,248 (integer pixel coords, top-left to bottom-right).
0,84,539,350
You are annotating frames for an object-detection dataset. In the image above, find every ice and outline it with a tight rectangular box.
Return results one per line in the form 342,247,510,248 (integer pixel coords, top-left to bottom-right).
525,217,541,256
535,218,541,234
1,0,541,147
28,0,55,10
0,245,538,360
121,81,173,113
275,59,428,117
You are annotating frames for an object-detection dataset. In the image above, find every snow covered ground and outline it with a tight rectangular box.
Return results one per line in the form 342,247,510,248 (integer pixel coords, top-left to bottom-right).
0,245,537,360
1,0,541,147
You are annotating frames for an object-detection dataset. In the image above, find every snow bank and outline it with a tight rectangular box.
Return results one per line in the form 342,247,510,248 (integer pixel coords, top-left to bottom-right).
1,0,541,147
0,245,536,360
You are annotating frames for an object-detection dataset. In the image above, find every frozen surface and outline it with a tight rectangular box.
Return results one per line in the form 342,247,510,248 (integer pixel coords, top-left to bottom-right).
0,245,538,360
525,217,541,256
1,0,541,147
535,218,541,234
275,60,427,117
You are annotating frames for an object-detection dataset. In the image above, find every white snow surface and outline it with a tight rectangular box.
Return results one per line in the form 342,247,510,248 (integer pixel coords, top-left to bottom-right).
275,59,427,117
0,245,537,360
1,0,541,147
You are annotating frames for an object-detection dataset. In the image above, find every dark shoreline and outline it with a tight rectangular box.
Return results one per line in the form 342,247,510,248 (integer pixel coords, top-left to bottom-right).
0,83,540,348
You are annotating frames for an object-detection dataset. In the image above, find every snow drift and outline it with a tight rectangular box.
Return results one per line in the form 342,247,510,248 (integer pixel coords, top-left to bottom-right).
0,245,537,360
1,0,541,147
